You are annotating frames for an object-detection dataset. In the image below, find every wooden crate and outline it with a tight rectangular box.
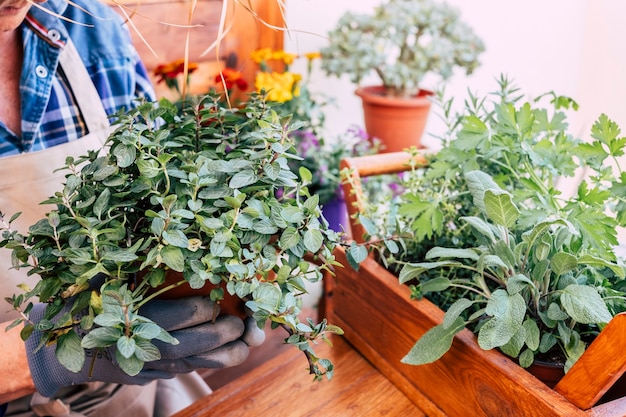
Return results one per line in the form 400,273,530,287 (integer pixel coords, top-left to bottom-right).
324,151,626,416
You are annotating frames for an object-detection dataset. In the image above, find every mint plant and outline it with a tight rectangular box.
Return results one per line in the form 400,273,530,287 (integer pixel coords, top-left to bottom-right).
1,93,344,380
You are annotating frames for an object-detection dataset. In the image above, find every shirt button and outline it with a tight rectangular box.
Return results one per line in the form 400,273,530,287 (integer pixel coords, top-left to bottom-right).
47,29,61,41
35,65,48,78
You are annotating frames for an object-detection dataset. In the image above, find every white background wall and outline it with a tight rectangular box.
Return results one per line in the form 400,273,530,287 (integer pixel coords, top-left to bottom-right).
284,0,626,147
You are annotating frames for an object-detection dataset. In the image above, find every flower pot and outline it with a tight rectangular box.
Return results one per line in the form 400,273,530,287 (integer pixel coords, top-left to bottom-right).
355,86,433,153
321,195,349,233
526,360,565,389
143,271,247,319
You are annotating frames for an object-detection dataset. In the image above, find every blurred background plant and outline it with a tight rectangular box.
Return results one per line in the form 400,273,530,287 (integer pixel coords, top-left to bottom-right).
153,58,200,98
245,48,383,232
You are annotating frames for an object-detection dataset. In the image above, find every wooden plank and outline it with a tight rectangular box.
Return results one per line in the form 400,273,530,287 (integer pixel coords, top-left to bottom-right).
332,247,586,417
340,151,427,243
173,334,425,417
555,313,626,409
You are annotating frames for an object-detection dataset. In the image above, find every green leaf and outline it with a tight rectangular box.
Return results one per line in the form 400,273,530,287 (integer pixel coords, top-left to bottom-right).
425,247,479,261
303,229,324,253
93,313,124,327
162,230,190,248
550,252,577,276
93,188,111,218
116,350,144,376
522,318,540,351
506,274,534,295
113,143,136,168
420,277,451,294
56,331,85,373
281,206,306,224
457,115,488,150
134,340,161,362
161,245,185,272
401,318,465,365
347,244,368,265
464,170,501,213
442,298,473,329
460,216,495,243
578,254,625,279
518,349,534,368
398,261,462,284
81,326,123,348
252,283,282,313
478,290,525,350
132,323,163,340
483,189,519,228
560,284,612,324
279,227,301,250
229,170,258,188
117,336,137,359
547,302,569,321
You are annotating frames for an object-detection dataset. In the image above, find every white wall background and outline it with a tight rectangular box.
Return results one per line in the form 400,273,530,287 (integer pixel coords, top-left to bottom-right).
284,0,626,148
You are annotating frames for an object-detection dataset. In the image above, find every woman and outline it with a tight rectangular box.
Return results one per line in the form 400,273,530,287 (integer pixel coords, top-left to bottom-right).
0,1,261,415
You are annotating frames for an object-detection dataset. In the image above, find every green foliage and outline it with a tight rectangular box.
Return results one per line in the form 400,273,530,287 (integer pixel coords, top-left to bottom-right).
363,77,626,371
320,0,485,97
0,93,346,379
399,172,624,371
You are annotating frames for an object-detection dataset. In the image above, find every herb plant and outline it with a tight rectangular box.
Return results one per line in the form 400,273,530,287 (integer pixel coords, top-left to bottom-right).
400,170,625,372
320,0,485,98
350,76,626,371
1,93,344,380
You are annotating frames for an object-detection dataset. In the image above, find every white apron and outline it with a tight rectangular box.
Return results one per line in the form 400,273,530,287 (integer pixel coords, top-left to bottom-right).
2,39,210,417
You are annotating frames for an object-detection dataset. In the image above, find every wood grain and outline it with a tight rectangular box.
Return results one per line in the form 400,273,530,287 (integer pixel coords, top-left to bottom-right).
172,335,426,417
331,248,586,417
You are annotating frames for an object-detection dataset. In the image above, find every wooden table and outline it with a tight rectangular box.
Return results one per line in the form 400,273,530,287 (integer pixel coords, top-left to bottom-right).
173,335,424,417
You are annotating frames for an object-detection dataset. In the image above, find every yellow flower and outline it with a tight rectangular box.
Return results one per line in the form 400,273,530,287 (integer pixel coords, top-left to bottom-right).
304,52,321,61
251,48,273,64
255,71,301,103
268,50,296,65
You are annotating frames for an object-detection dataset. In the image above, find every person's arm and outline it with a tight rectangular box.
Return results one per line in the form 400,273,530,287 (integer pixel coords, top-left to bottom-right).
0,321,35,403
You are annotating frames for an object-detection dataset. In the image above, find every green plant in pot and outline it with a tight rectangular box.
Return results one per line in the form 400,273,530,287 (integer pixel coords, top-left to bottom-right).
0,92,344,380
348,76,626,380
320,0,485,152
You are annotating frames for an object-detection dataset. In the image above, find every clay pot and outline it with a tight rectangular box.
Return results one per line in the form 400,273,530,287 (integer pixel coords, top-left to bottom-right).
526,360,565,388
355,86,433,153
143,270,247,319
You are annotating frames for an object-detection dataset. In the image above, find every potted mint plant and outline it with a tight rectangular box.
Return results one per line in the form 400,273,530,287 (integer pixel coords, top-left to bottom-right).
1,93,344,380
320,0,485,152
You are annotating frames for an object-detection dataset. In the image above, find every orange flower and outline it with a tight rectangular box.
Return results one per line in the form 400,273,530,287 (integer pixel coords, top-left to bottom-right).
214,68,248,91
154,59,199,84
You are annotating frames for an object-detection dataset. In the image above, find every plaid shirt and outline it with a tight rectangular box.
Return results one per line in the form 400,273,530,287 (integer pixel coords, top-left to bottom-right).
0,0,155,156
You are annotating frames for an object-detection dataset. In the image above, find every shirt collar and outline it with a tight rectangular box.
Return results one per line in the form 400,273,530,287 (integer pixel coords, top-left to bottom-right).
25,0,69,46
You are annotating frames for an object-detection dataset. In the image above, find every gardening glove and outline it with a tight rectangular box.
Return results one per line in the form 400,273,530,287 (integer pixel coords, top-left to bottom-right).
25,296,265,398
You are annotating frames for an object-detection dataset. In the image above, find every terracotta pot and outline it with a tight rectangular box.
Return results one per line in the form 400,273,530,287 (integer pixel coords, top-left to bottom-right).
355,85,433,153
321,195,349,234
144,271,247,319
526,360,565,388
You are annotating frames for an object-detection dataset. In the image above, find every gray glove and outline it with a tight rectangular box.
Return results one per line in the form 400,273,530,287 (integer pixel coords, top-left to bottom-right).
26,296,265,397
